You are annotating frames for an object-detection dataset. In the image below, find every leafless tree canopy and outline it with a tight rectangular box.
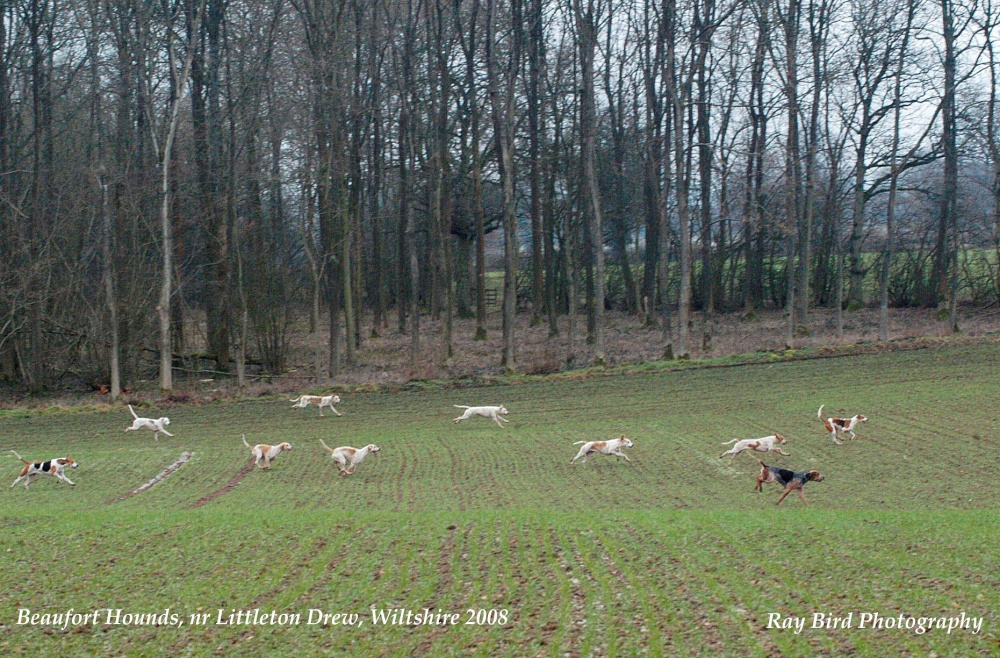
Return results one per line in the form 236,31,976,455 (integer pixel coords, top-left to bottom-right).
0,0,998,392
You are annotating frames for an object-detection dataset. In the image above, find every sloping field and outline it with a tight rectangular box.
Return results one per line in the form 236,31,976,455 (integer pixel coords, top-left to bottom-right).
1,343,998,656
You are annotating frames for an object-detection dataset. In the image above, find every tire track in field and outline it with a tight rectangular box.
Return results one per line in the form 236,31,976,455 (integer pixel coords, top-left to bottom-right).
585,529,651,654
230,530,370,645
500,524,528,624
284,524,408,624
413,522,467,654
270,525,369,606
545,524,589,657
390,445,421,514
680,529,833,656
522,525,570,653
472,520,525,655
107,451,193,504
678,525,892,657
392,451,408,513
634,521,856,657
618,522,734,656
248,535,330,607
428,521,461,607
183,458,255,509
438,437,468,512
564,529,629,656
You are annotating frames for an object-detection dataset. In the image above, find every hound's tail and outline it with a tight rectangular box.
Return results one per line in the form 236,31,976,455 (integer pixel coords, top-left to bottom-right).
453,405,470,409
319,439,335,453
752,456,767,468
290,396,302,403
720,438,741,445
241,434,251,448
818,404,825,421
572,441,587,445
10,450,29,464
128,404,139,420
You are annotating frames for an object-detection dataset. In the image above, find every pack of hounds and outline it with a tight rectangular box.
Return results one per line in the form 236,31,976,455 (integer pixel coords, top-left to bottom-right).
8,395,867,505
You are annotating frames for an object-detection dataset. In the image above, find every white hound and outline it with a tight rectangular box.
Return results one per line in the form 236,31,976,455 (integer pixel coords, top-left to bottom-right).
290,394,342,417
241,434,292,469
319,439,379,476
718,433,790,463
570,435,634,465
818,405,868,444
124,404,174,440
452,405,509,428
10,450,78,489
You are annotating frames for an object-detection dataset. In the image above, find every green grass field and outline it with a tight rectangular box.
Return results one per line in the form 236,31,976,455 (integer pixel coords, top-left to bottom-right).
1,343,998,656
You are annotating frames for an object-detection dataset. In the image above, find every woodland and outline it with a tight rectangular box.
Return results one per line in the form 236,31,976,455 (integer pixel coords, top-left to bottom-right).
1,0,999,394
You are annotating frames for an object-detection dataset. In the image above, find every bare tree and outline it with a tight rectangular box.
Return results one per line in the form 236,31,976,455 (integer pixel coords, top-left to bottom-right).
982,0,1000,264
664,0,692,357
743,0,771,312
774,0,803,346
878,0,918,340
153,0,205,392
574,0,606,364
844,0,908,309
485,0,522,371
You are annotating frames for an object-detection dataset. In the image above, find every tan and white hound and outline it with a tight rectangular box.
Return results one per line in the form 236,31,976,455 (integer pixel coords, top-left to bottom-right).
319,439,380,476
242,435,292,469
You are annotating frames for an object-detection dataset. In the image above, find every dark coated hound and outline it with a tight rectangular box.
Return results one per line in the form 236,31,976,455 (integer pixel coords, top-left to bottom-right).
754,457,824,505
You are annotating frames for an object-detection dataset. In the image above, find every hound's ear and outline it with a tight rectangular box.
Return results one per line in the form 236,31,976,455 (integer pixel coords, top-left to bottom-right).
620,434,626,439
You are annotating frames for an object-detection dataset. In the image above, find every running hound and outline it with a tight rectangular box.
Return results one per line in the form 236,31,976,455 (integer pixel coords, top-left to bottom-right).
319,439,379,476
10,450,78,489
241,434,292,469
570,435,634,465
818,405,867,444
124,404,174,440
291,394,342,417
452,405,508,428
719,434,790,463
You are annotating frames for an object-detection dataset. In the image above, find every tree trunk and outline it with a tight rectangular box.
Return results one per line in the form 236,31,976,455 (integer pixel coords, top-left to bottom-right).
485,0,522,372
100,176,121,400
780,0,802,347
576,0,605,365
157,0,203,392
800,0,829,321
665,0,690,357
935,0,958,327
744,0,769,312
528,0,544,325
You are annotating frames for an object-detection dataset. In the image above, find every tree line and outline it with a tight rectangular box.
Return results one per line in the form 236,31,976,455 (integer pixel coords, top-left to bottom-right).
1,0,998,395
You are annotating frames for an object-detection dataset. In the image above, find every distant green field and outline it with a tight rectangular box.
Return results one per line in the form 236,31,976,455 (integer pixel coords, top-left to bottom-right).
1,343,998,656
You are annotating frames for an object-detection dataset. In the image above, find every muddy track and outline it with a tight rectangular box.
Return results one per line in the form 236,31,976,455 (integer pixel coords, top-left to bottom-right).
183,458,255,509
108,451,193,504
439,437,468,512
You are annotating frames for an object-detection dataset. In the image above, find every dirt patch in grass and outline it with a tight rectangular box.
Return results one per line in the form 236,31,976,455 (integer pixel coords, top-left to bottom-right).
183,458,255,509
108,451,194,504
